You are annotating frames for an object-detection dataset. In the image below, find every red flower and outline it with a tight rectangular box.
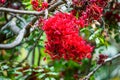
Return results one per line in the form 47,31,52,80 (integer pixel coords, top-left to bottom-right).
72,0,86,7
31,0,48,11
42,12,93,63
78,12,89,27
86,3,103,21
97,54,108,64
0,0,5,4
41,2,48,10
71,0,109,26
31,0,39,11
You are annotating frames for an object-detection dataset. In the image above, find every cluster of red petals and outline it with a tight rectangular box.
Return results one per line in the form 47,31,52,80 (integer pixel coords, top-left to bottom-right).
104,2,120,23
105,11,120,23
71,0,109,27
86,3,103,22
72,0,109,8
72,0,86,7
0,0,5,4
97,54,108,64
90,0,109,7
31,0,48,11
43,13,93,63
41,2,48,10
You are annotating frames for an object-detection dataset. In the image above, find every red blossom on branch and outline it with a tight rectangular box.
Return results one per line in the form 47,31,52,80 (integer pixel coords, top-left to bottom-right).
31,0,48,11
104,2,120,23
86,3,103,21
72,0,87,7
71,0,109,27
42,13,93,63
41,2,48,10
97,54,108,64
0,0,5,4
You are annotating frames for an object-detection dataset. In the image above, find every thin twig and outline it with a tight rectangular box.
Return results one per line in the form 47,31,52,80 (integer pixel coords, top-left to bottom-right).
38,47,41,66
9,21,21,35
0,28,26,49
0,0,64,49
83,53,120,80
9,13,27,25
44,0,48,19
0,0,64,15
0,7,44,15
0,19,12,31
0,16,37,49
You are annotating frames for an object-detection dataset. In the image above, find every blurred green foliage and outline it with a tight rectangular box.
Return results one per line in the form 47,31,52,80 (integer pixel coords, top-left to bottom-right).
0,0,120,80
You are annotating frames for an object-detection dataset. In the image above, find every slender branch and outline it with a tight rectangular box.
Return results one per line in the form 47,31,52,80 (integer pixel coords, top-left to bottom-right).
0,17,36,49
0,0,64,49
0,7,44,15
0,0,64,15
0,18,13,31
0,28,26,49
83,53,120,80
1,18,21,34
44,0,48,19
37,47,41,66
9,21,21,35
48,0,64,11
9,13,27,25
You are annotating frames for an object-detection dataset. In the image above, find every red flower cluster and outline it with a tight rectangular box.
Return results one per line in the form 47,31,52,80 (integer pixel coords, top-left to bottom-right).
90,0,108,7
43,13,93,63
104,2,120,23
31,0,48,11
71,0,109,27
72,0,86,7
105,11,120,23
97,54,108,64
0,0,5,4
86,3,103,22
41,2,48,10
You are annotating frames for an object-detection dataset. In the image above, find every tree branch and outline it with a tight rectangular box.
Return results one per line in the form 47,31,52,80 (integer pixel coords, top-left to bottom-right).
0,28,26,49
0,7,44,15
0,16,36,49
0,0,64,49
9,21,21,35
83,53,120,80
0,0,64,15
0,18,13,31
9,13,27,25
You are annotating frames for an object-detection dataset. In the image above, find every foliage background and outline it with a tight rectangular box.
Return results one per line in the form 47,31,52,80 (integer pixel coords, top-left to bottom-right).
0,0,120,80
